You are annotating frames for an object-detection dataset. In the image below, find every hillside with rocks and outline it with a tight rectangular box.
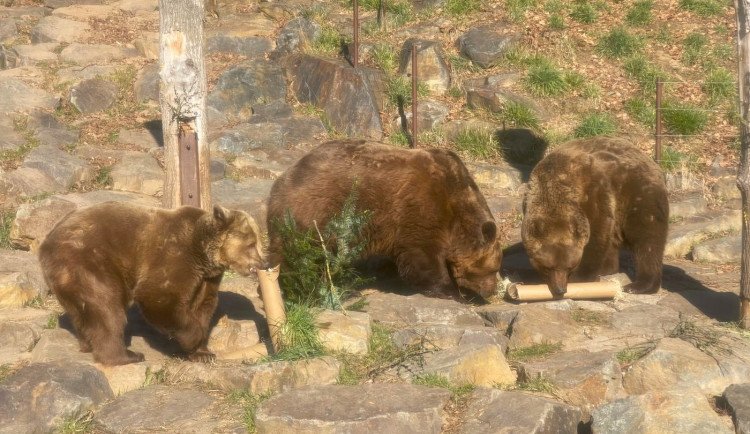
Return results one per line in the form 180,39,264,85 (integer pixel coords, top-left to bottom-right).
0,0,749,433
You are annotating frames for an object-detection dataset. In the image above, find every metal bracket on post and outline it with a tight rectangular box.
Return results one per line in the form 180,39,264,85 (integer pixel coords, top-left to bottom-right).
178,119,201,208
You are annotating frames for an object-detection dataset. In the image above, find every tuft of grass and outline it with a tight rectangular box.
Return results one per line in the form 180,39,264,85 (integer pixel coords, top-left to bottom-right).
548,13,564,30
597,27,643,59
452,127,499,160
227,389,274,434
669,317,729,356
25,295,43,308
45,314,58,329
625,97,655,128
571,309,606,324
502,48,550,69
659,146,689,171
0,209,15,249
346,297,368,311
661,100,708,135
523,63,570,97
616,346,651,365
447,54,480,75
0,364,12,382
679,0,725,17
622,56,667,93
447,86,464,100
505,0,538,23
385,75,430,107
444,0,481,16
371,44,398,74
626,0,653,26
273,303,325,361
499,101,540,130
499,375,556,393
570,3,596,24
389,130,411,147
682,32,707,65
312,26,345,57
58,412,95,434
704,68,736,103
573,113,618,138
582,83,601,99
142,367,169,387
413,373,476,405
507,342,563,361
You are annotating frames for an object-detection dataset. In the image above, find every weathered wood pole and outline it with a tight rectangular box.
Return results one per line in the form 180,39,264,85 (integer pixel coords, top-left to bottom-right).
734,0,750,328
655,77,662,163
353,0,359,68
158,0,211,210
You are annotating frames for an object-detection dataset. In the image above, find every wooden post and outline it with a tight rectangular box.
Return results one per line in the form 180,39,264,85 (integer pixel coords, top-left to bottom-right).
411,44,417,148
159,0,211,211
734,0,750,329
353,0,359,68
655,77,663,163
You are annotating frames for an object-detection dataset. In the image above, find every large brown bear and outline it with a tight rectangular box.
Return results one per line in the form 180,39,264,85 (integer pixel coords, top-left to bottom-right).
266,139,503,299
521,136,669,295
38,202,265,366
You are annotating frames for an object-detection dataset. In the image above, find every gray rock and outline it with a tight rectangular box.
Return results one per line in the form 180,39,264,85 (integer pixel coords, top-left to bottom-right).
276,17,321,54
133,62,159,102
211,122,285,154
467,160,525,192
29,328,90,364
414,343,515,387
0,250,47,297
0,18,18,43
0,77,59,114
59,43,138,65
208,59,287,122
70,78,118,114
457,24,522,68
0,45,19,69
466,79,549,122
0,361,113,433
392,99,450,135
255,383,451,434
249,100,294,122
207,34,273,57
26,109,79,147
591,387,733,434
316,309,371,355
611,303,680,339
724,383,750,434
0,321,38,364
110,153,164,196
0,116,23,152
713,176,741,201
519,350,624,415
290,54,384,139
0,167,64,209
211,178,274,226
398,39,451,94
507,305,583,350
22,145,93,189
0,6,48,19
13,43,58,65
669,190,708,219
474,304,521,334
657,290,740,323
0,270,41,308
116,127,163,150
359,292,486,327
622,337,728,395
227,147,306,180
57,64,117,83
461,388,582,434
665,210,741,258
30,16,90,44
691,235,740,264
392,323,509,353
94,384,244,434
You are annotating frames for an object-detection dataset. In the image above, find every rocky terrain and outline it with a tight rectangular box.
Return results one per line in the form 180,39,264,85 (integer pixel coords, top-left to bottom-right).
0,0,749,433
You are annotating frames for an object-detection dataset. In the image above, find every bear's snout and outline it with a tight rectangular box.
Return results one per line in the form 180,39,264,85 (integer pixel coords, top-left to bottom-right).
546,270,569,296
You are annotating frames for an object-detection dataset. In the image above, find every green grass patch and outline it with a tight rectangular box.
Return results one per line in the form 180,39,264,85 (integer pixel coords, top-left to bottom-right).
548,13,564,30
499,101,540,130
543,0,564,12
371,44,399,74
661,100,708,135
447,54,480,75
447,86,464,100
616,347,651,364
573,113,618,138
597,27,643,59
570,3,596,24
312,25,345,57
659,146,690,171
626,0,653,26
389,130,411,146
622,56,667,92
625,97,655,128
227,389,274,434
273,303,325,361
498,375,556,393
452,127,499,159
505,0,538,22
58,412,95,434
523,63,570,97
0,364,11,382
142,367,169,387
385,75,430,107
679,0,725,17
704,68,736,103
501,48,550,69
25,295,43,308
413,373,476,404
444,0,481,16
45,313,58,329
571,309,606,324
0,209,15,249
669,317,729,355
682,32,707,65
507,342,563,361
273,186,371,309
582,83,601,99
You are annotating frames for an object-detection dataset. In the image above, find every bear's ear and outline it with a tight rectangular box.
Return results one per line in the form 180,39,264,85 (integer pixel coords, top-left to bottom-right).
481,221,497,243
213,204,230,226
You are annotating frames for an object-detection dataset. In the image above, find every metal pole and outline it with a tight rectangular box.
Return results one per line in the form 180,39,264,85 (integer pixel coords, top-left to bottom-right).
655,77,662,163
411,44,417,148
353,0,359,68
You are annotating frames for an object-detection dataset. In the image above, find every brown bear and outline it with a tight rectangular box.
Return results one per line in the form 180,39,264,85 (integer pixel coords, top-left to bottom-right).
38,201,265,366
266,139,503,299
521,136,669,295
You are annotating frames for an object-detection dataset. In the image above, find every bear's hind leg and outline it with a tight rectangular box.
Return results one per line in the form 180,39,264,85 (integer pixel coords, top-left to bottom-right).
83,297,144,365
55,295,93,353
623,211,667,294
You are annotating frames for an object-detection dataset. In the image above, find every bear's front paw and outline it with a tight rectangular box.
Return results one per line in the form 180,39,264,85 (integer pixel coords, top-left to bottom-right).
188,349,216,363
623,283,659,294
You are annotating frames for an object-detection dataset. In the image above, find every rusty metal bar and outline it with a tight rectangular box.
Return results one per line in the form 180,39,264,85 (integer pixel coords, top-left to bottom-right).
178,121,201,208
411,44,417,148
353,0,359,68
379,0,386,30
655,77,662,163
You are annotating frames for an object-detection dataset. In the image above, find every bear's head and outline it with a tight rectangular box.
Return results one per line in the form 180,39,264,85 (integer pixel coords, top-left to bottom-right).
448,221,503,299
212,205,267,276
521,211,589,295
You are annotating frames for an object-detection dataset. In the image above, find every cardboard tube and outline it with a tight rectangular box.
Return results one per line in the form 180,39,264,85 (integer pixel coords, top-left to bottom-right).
257,265,285,352
506,281,620,302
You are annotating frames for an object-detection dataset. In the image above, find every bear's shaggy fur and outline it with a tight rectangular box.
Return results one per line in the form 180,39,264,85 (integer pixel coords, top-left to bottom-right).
521,136,669,295
266,140,503,299
38,202,265,365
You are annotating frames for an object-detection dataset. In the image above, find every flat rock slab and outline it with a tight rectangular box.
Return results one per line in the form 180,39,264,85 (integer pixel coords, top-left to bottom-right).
392,322,509,353
691,235,741,264
724,383,750,434
0,361,113,433
0,77,59,114
22,144,93,189
70,78,119,114
460,387,581,434
211,178,273,227
610,302,680,340
30,16,90,44
457,23,521,68
94,384,244,434
207,59,287,122
359,292,486,327
110,153,164,196
665,210,741,258
657,290,740,323
591,387,733,434
316,309,371,355
507,304,583,350
416,343,515,387
255,383,451,434
0,250,46,296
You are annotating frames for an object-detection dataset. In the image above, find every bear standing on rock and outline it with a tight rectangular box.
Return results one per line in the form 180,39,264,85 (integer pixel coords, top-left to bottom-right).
38,202,265,366
266,139,503,300
521,136,669,295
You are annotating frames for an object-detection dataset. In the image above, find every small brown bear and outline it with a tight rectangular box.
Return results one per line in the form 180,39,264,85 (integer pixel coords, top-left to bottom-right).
38,201,265,366
266,139,503,299
521,136,669,295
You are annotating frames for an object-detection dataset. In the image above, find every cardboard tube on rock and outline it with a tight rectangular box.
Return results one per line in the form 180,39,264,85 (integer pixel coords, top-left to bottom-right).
506,281,619,301
257,265,285,352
